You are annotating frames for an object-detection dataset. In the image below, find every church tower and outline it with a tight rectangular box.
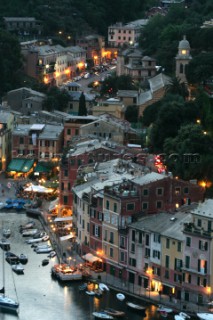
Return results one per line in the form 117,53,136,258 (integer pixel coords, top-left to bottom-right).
175,35,192,83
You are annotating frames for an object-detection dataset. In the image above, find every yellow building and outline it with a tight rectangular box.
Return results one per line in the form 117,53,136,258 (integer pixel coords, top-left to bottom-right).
0,111,14,171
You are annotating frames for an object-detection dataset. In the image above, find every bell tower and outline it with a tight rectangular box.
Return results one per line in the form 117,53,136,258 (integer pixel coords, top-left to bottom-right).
175,35,192,83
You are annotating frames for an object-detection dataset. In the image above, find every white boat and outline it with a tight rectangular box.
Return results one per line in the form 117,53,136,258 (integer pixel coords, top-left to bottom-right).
116,293,125,301
33,244,52,251
0,249,19,313
35,246,53,253
12,263,24,274
197,313,213,320
175,312,191,320
0,238,10,250
158,304,173,313
86,291,95,296
47,251,56,258
21,229,38,237
126,301,146,312
99,283,110,292
92,311,113,319
19,221,35,231
3,229,11,238
26,233,48,244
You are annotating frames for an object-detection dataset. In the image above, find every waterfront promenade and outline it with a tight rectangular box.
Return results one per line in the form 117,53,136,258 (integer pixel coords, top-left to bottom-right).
0,173,211,318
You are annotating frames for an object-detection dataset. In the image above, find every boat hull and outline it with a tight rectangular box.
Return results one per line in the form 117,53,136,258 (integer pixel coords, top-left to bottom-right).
0,295,19,312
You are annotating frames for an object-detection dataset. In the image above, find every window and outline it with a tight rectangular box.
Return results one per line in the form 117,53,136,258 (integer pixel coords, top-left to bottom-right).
109,232,114,243
186,237,191,247
120,251,125,262
156,201,162,209
199,240,208,251
19,137,24,144
164,270,169,279
106,200,109,210
138,232,143,244
156,188,163,196
197,219,202,227
132,230,135,242
70,159,75,165
129,258,136,267
142,202,148,210
165,255,170,268
143,189,149,196
145,234,149,246
184,187,189,194
94,225,100,237
145,248,150,258
198,259,207,274
113,203,117,212
154,234,161,243
175,187,181,195
110,248,113,258
87,223,90,232
64,169,68,177
131,243,135,253
175,258,182,271
120,236,125,248
166,238,170,249
63,196,68,205
177,241,182,252
127,203,135,210
185,255,190,268
153,250,160,259
104,230,107,241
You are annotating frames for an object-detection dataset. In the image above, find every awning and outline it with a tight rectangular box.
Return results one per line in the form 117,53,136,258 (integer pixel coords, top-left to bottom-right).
54,217,73,222
49,198,59,211
162,282,174,288
34,162,51,173
63,223,72,229
82,253,100,263
24,185,53,193
60,234,75,241
7,158,34,173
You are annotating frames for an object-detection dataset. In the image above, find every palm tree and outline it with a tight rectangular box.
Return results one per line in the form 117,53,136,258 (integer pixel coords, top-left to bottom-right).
165,77,189,100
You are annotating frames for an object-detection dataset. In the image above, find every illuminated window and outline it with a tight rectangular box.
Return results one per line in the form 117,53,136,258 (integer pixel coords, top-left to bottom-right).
181,50,187,54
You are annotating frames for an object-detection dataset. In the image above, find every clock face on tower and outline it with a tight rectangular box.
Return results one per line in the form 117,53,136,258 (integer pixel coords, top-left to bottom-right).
181,49,187,55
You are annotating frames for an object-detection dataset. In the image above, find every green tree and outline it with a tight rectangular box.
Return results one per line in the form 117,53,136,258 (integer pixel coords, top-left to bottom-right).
125,105,138,123
42,86,70,111
78,92,87,116
0,29,23,96
165,77,189,99
186,52,213,85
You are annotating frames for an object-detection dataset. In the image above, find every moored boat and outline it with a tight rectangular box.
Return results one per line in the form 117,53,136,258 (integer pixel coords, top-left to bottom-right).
12,263,24,274
157,304,173,313
21,229,38,237
0,238,10,251
197,313,213,320
3,229,11,238
175,312,191,320
99,283,110,292
126,301,146,312
42,259,49,266
92,311,113,319
116,293,125,301
35,246,53,254
19,254,28,264
104,308,125,318
5,252,19,265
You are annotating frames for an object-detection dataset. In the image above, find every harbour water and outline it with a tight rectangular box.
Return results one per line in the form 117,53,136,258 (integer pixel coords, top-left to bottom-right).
0,211,173,320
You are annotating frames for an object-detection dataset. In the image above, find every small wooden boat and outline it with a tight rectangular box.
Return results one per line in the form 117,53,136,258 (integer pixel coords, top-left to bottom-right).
126,301,146,312
157,305,173,313
92,311,113,319
42,259,49,266
12,263,24,274
47,251,56,258
116,293,125,301
175,312,190,320
99,283,110,292
3,229,11,238
19,253,28,264
5,252,19,265
86,290,95,296
104,308,125,318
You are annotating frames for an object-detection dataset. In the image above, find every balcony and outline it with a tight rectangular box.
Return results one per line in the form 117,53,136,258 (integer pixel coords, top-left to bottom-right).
183,223,212,238
181,265,207,275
